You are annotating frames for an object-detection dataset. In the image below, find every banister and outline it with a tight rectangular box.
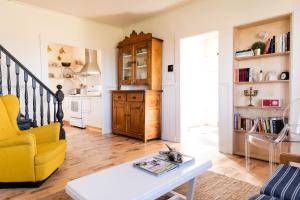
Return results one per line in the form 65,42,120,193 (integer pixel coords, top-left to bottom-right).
0,45,56,97
0,44,65,139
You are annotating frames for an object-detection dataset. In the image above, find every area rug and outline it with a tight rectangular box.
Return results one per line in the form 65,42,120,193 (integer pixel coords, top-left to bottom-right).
40,171,259,200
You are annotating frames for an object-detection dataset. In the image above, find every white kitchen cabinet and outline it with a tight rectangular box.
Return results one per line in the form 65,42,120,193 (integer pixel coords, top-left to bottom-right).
83,97,102,128
64,95,102,129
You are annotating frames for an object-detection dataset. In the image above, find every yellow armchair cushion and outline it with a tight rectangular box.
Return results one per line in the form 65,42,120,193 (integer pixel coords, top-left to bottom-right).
35,140,66,165
19,123,60,144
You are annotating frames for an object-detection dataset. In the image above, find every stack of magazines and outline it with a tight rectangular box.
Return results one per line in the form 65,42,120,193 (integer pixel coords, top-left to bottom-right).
133,154,194,176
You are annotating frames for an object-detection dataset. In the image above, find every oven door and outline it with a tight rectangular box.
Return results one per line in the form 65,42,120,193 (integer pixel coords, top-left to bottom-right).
69,97,82,118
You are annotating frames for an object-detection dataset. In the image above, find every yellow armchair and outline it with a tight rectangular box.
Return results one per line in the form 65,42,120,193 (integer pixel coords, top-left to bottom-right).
0,95,66,188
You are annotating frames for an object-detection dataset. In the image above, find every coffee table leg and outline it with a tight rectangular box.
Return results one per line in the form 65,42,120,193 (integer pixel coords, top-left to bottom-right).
186,178,196,200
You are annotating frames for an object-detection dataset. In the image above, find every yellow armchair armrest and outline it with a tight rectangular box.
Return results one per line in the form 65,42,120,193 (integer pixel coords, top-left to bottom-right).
0,134,36,154
19,122,61,144
0,134,37,182
0,134,36,148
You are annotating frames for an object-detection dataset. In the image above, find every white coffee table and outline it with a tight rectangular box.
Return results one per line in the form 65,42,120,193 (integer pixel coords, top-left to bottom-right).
66,155,212,200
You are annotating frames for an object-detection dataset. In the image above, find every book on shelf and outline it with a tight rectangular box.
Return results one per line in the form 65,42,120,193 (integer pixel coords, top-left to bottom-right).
268,32,290,54
234,114,287,134
235,49,254,57
234,68,254,82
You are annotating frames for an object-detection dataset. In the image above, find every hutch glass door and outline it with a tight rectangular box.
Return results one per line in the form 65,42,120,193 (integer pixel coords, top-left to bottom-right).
135,43,149,84
121,47,133,84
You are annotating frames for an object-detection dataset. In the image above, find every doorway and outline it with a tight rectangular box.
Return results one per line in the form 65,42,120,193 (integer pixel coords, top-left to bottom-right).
180,31,219,146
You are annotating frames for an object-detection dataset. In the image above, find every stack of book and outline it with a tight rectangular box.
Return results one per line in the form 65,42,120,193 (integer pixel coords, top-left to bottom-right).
234,113,286,134
235,49,254,57
234,68,254,82
265,32,290,54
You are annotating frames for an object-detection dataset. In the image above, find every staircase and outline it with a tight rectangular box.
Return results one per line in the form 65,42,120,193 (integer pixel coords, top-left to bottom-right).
0,45,65,139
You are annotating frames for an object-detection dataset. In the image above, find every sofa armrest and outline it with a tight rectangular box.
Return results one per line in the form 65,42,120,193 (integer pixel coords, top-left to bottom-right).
19,122,60,144
0,134,36,149
280,153,300,165
0,134,37,182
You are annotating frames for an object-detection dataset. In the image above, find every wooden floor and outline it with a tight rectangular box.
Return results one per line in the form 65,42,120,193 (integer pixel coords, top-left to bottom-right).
0,126,270,200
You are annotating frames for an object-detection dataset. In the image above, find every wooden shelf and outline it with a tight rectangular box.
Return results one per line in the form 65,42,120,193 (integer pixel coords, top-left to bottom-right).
136,52,147,56
234,106,285,110
234,80,289,85
137,65,147,68
49,77,75,80
234,51,290,61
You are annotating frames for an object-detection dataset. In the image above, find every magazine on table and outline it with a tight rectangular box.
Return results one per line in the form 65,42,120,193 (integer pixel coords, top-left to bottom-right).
134,158,178,176
134,154,194,176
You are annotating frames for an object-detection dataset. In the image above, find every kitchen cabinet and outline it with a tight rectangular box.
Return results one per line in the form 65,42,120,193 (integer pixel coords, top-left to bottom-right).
112,90,161,142
65,95,102,129
117,31,163,90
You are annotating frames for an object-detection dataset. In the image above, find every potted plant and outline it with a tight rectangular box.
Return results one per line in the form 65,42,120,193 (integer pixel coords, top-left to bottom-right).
251,41,266,56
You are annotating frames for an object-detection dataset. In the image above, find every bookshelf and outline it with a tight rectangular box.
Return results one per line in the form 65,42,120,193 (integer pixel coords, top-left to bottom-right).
234,51,290,61
233,14,291,162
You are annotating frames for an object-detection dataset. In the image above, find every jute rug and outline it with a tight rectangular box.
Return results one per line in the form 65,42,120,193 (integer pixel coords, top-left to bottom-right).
41,171,259,200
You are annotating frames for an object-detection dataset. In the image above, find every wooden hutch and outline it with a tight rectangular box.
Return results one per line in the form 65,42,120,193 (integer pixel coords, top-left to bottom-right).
112,31,163,142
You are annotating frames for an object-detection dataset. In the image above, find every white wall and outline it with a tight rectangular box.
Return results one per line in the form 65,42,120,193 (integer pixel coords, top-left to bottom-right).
124,0,300,153
0,0,123,134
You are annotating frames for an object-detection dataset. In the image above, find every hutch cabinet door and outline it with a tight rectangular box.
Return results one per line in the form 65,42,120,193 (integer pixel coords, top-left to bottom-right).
112,100,127,132
126,101,145,135
134,41,151,85
119,45,134,85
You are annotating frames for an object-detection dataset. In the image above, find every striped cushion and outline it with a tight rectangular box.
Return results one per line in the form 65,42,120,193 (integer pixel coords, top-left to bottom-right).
249,194,279,200
260,164,300,200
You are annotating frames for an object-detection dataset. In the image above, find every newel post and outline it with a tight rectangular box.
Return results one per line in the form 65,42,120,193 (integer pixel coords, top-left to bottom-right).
55,84,65,139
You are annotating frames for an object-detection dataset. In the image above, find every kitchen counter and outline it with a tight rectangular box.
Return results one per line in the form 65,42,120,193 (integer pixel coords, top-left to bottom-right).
112,90,163,93
68,94,102,97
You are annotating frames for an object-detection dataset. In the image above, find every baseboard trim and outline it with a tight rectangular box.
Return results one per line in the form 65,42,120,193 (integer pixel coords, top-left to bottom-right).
64,120,102,133
86,125,102,133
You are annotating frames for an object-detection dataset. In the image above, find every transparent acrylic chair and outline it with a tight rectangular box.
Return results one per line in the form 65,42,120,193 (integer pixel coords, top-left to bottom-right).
245,99,300,174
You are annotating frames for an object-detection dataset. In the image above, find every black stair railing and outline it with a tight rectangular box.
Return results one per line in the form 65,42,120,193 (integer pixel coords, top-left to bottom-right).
0,45,65,139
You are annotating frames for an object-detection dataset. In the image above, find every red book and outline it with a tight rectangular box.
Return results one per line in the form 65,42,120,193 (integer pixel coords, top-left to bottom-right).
264,39,271,54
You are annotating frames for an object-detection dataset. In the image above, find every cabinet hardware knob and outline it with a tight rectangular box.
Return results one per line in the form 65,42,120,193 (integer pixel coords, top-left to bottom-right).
132,96,136,99
118,96,121,99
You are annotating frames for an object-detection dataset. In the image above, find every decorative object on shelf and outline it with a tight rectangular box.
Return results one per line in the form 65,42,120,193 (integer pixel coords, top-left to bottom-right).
266,71,278,81
251,41,266,56
280,71,289,80
47,45,52,53
62,64,74,78
48,61,59,67
259,70,264,82
57,47,66,61
159,144,183,163
262,99,281,107
48,73,54,78
258,31,269,41
244,87,258,106
61,62,71,67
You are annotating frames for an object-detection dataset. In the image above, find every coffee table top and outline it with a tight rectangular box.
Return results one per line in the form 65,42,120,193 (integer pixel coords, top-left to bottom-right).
66,155,212,200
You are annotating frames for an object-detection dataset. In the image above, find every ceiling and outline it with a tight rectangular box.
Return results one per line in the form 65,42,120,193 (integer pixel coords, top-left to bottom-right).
16,0,194,27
